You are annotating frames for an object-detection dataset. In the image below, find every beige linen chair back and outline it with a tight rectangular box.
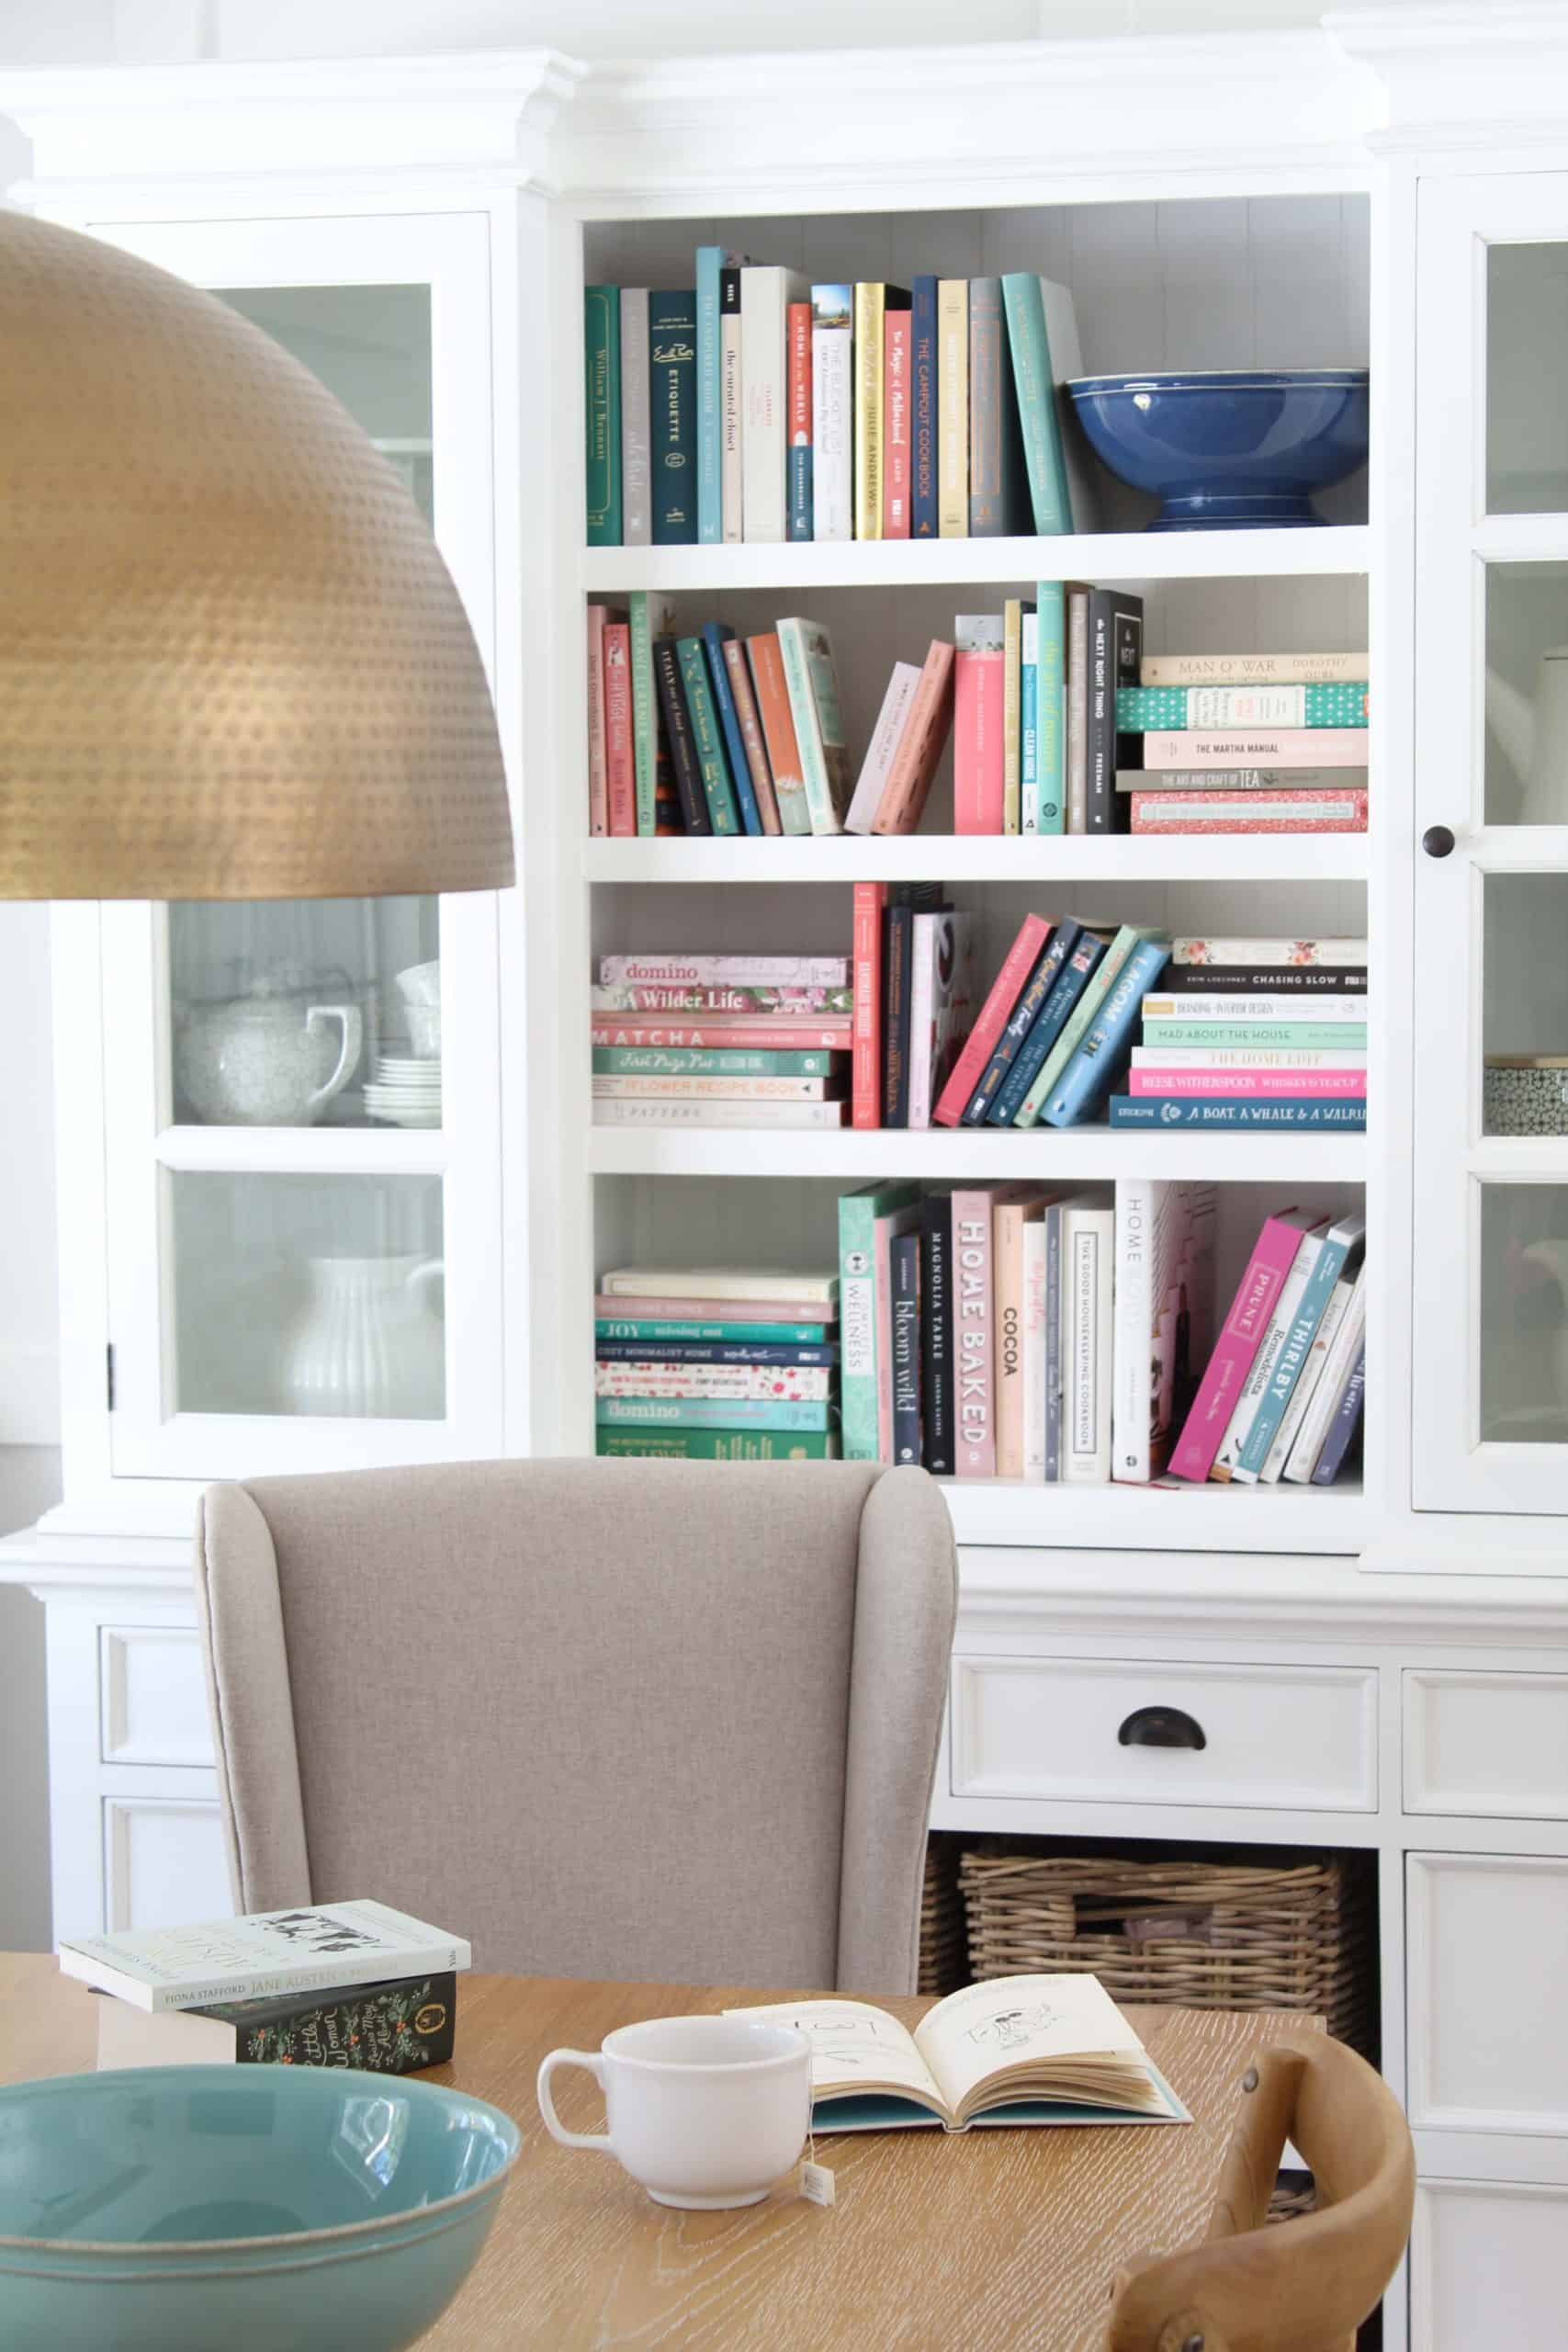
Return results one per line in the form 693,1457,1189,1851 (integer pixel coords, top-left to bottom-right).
194,1458,956,1996
1106,2033,1415,2352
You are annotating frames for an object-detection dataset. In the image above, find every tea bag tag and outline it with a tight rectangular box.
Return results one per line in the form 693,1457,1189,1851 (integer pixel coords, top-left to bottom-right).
798,2158,837,2209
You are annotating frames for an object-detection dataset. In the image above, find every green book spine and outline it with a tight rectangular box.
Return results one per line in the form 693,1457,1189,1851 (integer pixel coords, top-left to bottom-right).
839,1181,920,1461
629,593,659,837
1115,682,1370,730
597,1397,833,1430
594,1047,840,1077
675,638,741,834
1034,580,1066,836
1013,924,1156,1128
596,1317,829,1344
999,273,1070,536
1145,1022,1368,1051
584,285,622,548
597,1428,840,1461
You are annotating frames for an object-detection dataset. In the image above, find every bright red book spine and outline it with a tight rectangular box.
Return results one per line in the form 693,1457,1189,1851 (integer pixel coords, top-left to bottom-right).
931,915,1050,1127
592,1019,852,1049
883,311,910,539
603,622,635,837
852,881,887,1131
953,643,1004,833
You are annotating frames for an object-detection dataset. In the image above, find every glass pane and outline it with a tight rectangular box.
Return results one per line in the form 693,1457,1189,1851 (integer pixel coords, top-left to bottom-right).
1487,244,1568,514
1483,562,1568,824
169,899,441,1128
170,1172,445,1419
1483,875,1568,1136
1480,1183,1568,1444
218,284,434,524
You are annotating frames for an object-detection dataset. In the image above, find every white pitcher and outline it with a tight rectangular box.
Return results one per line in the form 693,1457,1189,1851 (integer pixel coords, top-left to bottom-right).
278,1254,445,1419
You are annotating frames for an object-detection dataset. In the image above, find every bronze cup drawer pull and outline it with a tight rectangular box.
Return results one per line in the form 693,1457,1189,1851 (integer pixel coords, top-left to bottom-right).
1117,1704,1207,1751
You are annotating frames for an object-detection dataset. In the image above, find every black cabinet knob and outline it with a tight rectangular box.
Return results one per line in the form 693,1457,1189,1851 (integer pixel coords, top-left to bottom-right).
1423,824,1456,858
1118,1705,1207,1751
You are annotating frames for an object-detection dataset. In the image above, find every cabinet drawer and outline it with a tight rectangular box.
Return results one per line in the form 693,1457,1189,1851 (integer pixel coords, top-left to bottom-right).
1408,1853,1568,2133
99,1627,213,1769
950,1657,1378,1812
1404,1670,1568,1819
1411,2179,1567,2351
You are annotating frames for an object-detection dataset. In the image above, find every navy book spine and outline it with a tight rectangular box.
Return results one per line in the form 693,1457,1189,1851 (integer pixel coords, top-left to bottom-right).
891,1229,922,1466
962,921,1083,1126
649,289,697,545
987,933,1106,1126
910,275,938,539
1311,1343,1367,1485
920,1194,954,1476
701,623,763,836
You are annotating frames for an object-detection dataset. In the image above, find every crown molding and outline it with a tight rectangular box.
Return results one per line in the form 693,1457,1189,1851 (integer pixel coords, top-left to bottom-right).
1325,3,1568,138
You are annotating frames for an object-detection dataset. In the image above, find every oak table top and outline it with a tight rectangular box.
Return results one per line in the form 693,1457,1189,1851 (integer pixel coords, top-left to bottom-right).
0,1955,1310,2351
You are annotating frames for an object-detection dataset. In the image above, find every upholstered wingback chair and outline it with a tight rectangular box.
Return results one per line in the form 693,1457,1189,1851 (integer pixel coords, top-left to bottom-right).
194,1458,957,1996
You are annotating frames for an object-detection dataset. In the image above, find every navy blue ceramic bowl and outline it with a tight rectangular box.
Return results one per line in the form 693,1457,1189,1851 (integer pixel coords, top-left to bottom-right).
1066,368,1370,530
0,2064,521,2352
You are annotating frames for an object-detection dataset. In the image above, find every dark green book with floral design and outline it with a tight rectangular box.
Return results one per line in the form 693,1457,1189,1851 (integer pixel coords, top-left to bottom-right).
96,1972,457,2075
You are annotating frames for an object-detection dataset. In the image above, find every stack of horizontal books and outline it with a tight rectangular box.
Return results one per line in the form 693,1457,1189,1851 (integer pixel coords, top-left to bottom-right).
596,1268,840,1460
1117,649,1369,836
61,1899,468,2075
592,955,852,1128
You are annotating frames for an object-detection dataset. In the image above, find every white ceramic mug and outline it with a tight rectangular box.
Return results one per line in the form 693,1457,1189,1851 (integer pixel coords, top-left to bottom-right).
536,2016,811,2210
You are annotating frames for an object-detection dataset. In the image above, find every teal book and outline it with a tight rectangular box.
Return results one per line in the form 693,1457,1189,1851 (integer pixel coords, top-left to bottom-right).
597,1429,840,1461
596,1317,831,1345
702,623,763,836
584,284,623,547
1145,1022,1368,1051
839,1181,921,1462
649,290,697,545
696,245,727,546
1013,924,1159,1129
1108,1099,1366,1130
1115,682,1370,730
597,1397,834,1431
675,637,741,834
1042,938,1172,1129
1234,1215,1366,1481
1000,273,1072,536
1033,581,1066,834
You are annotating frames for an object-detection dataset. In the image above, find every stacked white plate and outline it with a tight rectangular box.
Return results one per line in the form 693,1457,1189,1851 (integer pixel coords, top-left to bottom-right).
363,1054,443,1129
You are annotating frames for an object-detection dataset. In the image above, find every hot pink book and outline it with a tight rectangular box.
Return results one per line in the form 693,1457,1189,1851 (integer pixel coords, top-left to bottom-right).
1141,729,1368,770
883,310,911,539
604,622,635,837
951,1188,996,1476
932,913,1050,1126
953,619,1005,833
874,1202,923,1460
1168,1211,1314,1483
586,603,610,835
1130,1069,1367,1098
592,1019,852,1049
1131,788,1367,835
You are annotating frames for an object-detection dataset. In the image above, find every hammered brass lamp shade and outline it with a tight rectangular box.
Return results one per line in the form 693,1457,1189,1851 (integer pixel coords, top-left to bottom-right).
0,209,514,899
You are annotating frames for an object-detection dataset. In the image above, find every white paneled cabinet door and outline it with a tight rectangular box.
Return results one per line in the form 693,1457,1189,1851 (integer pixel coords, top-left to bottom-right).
1415,175,1568,1515
95,212,505,1476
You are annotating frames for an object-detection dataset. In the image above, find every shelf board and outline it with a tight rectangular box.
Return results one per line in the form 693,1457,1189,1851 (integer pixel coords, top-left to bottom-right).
939,1476,1365,1555
584,834,1369,885
585,1125,1366,1182
581,524,1371,594
154,1124,448,1176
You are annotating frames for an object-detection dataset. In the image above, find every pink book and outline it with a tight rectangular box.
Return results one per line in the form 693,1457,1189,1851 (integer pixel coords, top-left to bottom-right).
883,310,911,538
951,1188,996,1476
875,1202,923,1461
953,616,1005,834
592,1019,852,1049
932,913,1051,1126
992,1190,1046,1481
852,881,886,1133
1131,788,1367,835
1130,1069,1367,1098
594,1295,838,1326
604,622,634,837
1141,729,1369,770
1168,1210,1314,1483
586,603,609,835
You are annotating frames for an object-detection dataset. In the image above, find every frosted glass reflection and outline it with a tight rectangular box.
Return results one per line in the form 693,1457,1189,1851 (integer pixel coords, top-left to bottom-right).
1480,1185,1568,1444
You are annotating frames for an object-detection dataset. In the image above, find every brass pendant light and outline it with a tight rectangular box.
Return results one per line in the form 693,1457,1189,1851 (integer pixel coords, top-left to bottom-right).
0,208,514,900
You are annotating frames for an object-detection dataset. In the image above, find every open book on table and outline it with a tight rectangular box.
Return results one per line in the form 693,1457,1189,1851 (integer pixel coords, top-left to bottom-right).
728,1973,1190,2133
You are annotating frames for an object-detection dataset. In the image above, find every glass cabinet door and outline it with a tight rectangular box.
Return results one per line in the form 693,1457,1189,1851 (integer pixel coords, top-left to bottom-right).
97,212,505,1476
1415,175,1568,1512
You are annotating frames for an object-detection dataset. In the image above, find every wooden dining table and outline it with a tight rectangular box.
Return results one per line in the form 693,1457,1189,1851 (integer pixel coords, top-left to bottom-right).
0,1954,1312,2350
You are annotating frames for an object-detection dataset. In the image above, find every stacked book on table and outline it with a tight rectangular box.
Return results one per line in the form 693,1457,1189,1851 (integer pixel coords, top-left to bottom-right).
596,1267,840,1460
1109,936,1368,1134
592,954,852,1127
586,259,1093,548
1117,649,1369,836
838,1179,1366,1490
59,1899,468,2075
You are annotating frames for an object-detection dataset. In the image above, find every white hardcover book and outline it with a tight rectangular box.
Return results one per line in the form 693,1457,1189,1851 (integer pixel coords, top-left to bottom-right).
845,662,921,833
1260,1275,1351,1484
1142,995,1370,1023
1141,650,1370,687
1021,1216,1049,1483
598,954,851,988
907,910,976,1132
1063,1200,1114,1485
1171,938,1369,967
59,1901,471,2015
1210,1223,1326,1483
741,265,809,543
1129,1048,1367,1071
592,1098,846,1129
602,1268,838,1305
811,284,852,542
619,288,651,546
1282,1268,1369,1483
1111,1179,1218,1484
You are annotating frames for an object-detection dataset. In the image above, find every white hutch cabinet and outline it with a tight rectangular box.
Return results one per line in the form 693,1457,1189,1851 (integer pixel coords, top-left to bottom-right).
5,16,1568,2344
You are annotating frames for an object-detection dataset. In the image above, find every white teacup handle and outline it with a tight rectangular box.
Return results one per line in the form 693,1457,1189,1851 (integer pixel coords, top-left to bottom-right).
405,1257,445,1310
304,1004,364,1111
537,2049,612,2152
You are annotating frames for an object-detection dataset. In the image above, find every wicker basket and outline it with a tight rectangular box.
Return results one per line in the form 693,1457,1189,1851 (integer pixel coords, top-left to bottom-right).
916,1839,966,1996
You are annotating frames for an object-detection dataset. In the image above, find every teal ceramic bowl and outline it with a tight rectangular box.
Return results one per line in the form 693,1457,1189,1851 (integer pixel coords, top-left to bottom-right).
0,2064,521,2351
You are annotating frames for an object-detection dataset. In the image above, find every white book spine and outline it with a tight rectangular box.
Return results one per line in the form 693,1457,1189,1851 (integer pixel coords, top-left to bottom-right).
906,916,939,1132
604,1270,835,1304
1211,1232,1324,1482
812,322,852,541
1111,1176,1155,1485
594,1364,833,1400
1260,1277,1350,1483
1142,995,1370,1022
1064,1205,1112,1485
1021,1217,1048,1483
592,1098,846,1129
1172,938,1368,967
1141,650,1370,686
721,293,743,546
845,662,920,833
619,288,651,546
776,617,840,837
741,267,805,544
1282,1274,1368,1483
598,955,849,987
1129,1047,1367,1071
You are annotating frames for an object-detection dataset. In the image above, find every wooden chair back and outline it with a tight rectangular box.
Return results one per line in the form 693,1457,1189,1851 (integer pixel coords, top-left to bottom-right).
1105,2033,1415,2352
